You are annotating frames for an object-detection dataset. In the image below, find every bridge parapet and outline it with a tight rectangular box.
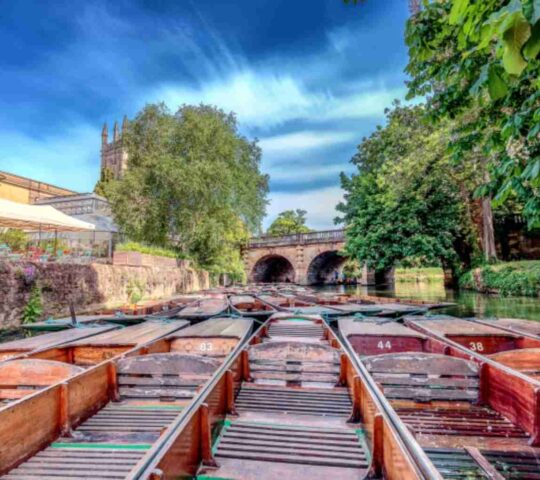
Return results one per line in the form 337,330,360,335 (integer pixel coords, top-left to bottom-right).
249,229,345,248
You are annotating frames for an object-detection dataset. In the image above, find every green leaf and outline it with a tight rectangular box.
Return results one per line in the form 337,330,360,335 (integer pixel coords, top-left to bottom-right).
501,12,532,75
487,66,508,99
449,0,469,25
523,0,540,24
470,64,489,95
523,20,540,59
522,159,540,180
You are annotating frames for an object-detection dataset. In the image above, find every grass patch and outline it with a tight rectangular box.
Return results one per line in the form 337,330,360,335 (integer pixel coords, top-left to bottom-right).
395,267,444,283
459,260,540,297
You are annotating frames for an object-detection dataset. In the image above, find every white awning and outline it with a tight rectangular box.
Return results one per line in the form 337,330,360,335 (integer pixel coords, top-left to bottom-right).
0,199,96,232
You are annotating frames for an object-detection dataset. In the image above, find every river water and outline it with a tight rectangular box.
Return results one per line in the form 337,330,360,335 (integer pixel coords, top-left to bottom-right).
316,282,540,321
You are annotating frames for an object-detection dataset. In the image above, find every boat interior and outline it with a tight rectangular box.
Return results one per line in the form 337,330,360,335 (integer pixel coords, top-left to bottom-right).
339,317,540,478
0,317,254,479
0,325,118,362
0,321,189,405
176,296,229,320
130,312,437,480
407,316,540,385
229,294,276,317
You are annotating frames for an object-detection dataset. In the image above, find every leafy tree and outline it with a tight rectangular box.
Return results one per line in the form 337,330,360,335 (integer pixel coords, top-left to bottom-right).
267,209,312,236
104,103,269,278
336,104,477,280
405,0,540,227
94,167,114,197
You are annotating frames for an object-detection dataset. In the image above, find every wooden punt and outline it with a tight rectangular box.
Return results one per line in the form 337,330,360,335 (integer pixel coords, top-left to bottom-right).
470,317,540,340
0,317,254,478
350,294,455,311
229,294,276,319
408,315,540,390
406,315,540,355
0,325,118,362
21,315,125,332
294,293,373,314
339,318,540,478
125,312,442,480
176,296,229,321
257,294,343,317
338,317,429,355
61,320,191,366
257,293,313,310
0,321,190,405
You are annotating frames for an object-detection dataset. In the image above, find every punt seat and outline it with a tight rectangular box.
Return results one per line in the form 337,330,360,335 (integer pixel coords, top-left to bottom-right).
116,353,221,401
363,352,528,439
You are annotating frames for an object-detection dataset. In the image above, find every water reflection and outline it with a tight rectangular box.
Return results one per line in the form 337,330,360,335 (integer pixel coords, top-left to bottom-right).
316,282,540,321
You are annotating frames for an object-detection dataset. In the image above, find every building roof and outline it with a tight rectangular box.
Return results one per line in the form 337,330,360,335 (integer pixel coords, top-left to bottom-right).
0,170,77,196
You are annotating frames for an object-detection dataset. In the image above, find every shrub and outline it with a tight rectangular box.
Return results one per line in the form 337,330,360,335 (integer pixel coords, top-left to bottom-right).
115,241,185,259
126,279,144,305
459,261,540,297
0,229,28,252
22,284,43,324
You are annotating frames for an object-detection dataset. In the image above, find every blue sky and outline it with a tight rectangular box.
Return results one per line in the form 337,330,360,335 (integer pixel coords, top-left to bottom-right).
0,0,410,229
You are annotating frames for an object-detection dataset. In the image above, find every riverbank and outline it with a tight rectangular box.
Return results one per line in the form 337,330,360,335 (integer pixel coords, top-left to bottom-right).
395,267,444,283
459,261,540,297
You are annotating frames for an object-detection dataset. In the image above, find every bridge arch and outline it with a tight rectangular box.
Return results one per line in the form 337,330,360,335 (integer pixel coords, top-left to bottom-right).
251,254,296,283
306,250,347,285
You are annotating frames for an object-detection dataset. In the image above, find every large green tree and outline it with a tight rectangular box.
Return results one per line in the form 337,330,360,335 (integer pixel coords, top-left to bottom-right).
405,0,540,227
337,104,477,279
266,209,312,236
105,103,269,280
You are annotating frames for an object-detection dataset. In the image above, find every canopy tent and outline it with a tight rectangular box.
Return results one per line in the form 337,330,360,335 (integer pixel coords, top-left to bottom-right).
0,199,95,232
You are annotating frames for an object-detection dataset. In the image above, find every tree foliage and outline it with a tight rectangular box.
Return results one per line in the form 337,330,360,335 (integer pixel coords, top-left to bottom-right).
337,104,476,274
94,167,114,197
405,0,540,227
105,103,269,280
267,209,312,236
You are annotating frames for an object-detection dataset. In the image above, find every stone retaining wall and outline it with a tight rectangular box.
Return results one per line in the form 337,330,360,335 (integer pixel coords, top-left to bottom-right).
0,260,209,328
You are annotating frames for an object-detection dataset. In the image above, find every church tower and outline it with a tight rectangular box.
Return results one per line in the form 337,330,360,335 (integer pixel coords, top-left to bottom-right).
100,116,129,180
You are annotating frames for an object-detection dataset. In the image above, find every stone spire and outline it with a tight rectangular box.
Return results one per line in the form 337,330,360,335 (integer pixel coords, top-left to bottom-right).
121,115,128,136
113,121,119,142
101,123,108,146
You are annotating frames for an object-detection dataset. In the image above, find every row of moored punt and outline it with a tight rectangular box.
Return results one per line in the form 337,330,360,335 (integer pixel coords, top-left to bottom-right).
0,290,539,479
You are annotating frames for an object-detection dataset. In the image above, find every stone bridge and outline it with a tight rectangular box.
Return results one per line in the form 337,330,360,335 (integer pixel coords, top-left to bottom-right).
244,229,391,285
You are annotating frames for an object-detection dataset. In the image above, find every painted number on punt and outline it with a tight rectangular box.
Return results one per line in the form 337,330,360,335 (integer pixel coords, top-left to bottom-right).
469,342,484,352
377,341,392,350
199,342,213,352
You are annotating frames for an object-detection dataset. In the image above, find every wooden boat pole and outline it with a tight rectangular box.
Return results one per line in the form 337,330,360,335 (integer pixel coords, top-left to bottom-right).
58,382,71,436
200,403,218,468
107,362,120,402
338,353,348,386
225,370,237,415
369,413,384,478
241,349,252,382
348,375,363,423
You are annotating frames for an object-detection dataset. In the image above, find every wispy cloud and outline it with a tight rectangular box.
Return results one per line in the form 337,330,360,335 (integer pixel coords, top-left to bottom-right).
0,0,411,229
259,131,357,157
150,71,406,131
